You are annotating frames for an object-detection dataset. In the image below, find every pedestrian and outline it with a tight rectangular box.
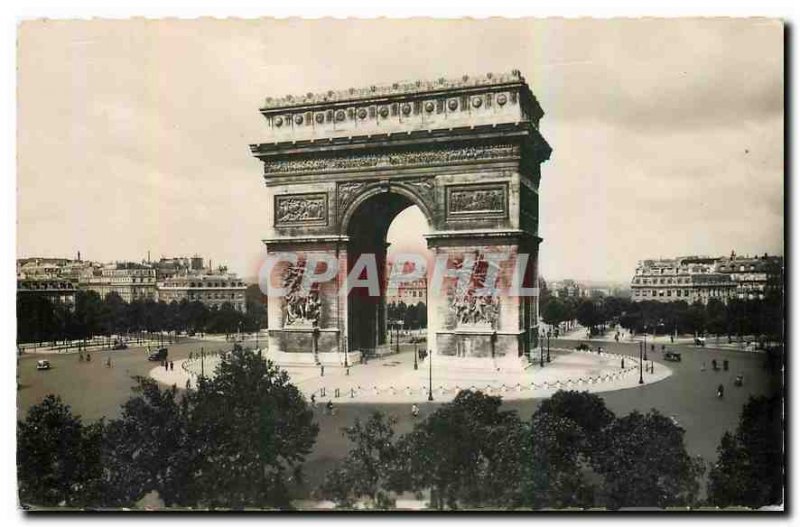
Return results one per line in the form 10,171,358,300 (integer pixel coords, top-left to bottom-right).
621,358,625,369
170,361,174,371
321,365,325,377
712,359,718,371
723,359,729,371
346,367,350,376
106,357,112,368
164,361,169,371
189,351,193,360
717,384,724,398
411,403,420,418
310,393,316,407
326,400,334,416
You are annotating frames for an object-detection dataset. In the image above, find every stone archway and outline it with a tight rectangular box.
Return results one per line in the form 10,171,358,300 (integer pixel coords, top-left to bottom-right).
251,71,551,368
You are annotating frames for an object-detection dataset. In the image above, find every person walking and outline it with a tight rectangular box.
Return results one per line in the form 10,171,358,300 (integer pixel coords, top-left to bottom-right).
411,403,420,418
326,400,334,416
310,393,316,407
717,384,724,399
170,361,174,371
106,356,112,368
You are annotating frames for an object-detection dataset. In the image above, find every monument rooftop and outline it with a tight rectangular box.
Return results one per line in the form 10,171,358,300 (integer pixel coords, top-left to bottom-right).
252,70,546,146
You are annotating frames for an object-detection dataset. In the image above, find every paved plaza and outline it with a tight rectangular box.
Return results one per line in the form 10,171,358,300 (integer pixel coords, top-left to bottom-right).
150,345,671,403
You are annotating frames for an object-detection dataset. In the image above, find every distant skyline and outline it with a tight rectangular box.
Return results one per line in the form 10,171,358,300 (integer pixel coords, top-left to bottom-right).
18,19,784,283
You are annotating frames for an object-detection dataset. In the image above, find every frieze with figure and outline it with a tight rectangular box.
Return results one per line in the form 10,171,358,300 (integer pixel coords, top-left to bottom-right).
282,260,321,327
449,253,500,328
275,193,328,225
263,144,519,175
446,183,508,219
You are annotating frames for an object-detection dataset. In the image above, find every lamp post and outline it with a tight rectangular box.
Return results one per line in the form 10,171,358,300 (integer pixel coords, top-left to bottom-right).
414,340,418,370
201,346,205,379
427,349,433,401
539,331,544,367
643,326,648,361
546,329,551,363
638,341,644,384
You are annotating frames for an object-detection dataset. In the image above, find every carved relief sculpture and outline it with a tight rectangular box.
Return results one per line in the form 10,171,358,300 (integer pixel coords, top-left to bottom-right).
446,184,508,219
275,193,328,225
449,253,500,328
262,144,519,175
282,260,321,327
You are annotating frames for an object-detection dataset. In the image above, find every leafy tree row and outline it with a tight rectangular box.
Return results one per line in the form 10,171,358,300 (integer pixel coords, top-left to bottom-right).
18,348,317,509
386,301,427,330
319,390,705,510
17,285,267,344
18,359,783,510
540,294,783,342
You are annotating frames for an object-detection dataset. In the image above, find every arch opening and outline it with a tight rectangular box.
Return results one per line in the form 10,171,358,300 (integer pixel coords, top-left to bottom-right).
346,191,431,357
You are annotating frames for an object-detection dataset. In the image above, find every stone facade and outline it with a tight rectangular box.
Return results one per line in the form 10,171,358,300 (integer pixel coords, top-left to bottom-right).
630,253,784,304
251,71,551,367
157,273,247,312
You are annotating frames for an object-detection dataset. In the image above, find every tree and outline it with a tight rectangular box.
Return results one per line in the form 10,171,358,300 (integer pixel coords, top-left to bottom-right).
575,299,599,334
319,412,399,508
391,390,525,509
707,395,783,508
182,348,318,508
17,396,104,508
519,411,594,509
535,390,614,449
101,378,192,507
591,410,704,509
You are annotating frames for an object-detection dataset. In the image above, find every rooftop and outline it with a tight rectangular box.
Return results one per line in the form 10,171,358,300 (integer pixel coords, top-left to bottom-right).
261,70,527,111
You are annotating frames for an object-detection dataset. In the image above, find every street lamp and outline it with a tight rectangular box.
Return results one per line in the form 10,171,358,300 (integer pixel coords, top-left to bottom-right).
638,341,644,384
643,326,648,361
427,349,433,401
414,340,418,370
539,331,544,367
546,329,551,363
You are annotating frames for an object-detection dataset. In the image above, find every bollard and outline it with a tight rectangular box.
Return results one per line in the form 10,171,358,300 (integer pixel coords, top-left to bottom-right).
335,388,340,398
350,388,354,398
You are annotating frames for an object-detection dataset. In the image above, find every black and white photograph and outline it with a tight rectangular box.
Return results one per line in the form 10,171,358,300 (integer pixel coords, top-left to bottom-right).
9,11,786,513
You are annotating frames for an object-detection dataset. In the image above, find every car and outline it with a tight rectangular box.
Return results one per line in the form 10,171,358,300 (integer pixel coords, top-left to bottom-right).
663,351,682,362
112,340,128,350
575,343,590,351
36,360,51,370
694,337,706,347
148,348,169,361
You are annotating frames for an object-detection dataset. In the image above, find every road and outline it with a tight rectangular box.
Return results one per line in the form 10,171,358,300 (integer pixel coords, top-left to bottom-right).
17,337,780,499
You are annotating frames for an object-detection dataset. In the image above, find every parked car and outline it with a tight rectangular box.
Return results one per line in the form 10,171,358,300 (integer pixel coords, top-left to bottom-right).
576,343,590,351
36,360,51,371
112,339,128,350
148,347,168,361
663,351,682,362
694,337,706,347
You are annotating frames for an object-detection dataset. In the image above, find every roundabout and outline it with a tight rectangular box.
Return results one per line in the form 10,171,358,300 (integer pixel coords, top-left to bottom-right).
149,345,672,403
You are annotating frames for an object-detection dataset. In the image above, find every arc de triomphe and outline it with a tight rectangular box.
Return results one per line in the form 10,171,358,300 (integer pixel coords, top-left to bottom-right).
250,71,551,368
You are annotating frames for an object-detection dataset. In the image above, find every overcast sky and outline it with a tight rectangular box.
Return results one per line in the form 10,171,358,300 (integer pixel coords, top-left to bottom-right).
17,18,783,282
